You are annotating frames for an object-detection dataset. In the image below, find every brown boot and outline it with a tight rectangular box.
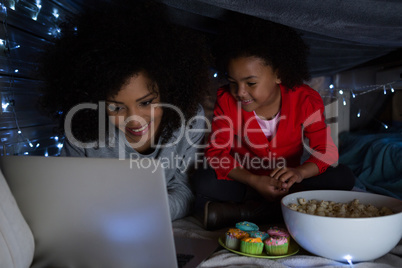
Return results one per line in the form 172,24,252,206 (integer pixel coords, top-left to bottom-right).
203,200,282,231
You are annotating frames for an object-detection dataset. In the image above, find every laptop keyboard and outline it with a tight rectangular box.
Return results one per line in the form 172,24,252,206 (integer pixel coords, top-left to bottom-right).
177,253,194,268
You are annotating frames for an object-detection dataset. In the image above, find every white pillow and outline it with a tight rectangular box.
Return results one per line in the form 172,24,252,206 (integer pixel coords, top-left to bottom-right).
0,169,34,268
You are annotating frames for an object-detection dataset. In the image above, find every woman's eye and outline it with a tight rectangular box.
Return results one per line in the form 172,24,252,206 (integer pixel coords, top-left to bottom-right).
140,99,155,106
107,104,123,112
247,82,256,87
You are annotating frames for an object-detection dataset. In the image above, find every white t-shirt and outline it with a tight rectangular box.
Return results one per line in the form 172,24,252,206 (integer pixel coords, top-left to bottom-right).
254,111,280,139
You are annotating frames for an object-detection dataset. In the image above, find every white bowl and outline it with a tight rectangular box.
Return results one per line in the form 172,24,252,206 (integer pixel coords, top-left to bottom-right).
281,190,402,262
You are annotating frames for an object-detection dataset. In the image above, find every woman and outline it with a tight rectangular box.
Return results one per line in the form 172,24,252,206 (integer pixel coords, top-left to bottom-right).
39,0,211,221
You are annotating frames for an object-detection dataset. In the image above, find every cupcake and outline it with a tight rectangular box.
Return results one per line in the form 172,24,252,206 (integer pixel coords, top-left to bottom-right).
267,226,290,243
235,221,259,233
240,237,264,255
249,230,269,241
264,236,289,255
225,228,249,250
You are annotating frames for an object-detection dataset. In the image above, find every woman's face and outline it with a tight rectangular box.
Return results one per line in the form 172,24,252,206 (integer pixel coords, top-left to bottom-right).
106,72,163,153
227,56,282,117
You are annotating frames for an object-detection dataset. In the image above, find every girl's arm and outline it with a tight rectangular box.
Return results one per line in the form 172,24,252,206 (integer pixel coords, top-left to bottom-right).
205,88,284,199
270,89,336,189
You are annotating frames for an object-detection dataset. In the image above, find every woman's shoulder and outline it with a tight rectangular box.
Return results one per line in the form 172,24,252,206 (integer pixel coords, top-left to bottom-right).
187,104,206,130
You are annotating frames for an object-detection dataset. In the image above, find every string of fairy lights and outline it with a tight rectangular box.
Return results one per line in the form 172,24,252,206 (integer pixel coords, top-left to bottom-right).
1,0,64,156
1,1,400,156
328,80,400,129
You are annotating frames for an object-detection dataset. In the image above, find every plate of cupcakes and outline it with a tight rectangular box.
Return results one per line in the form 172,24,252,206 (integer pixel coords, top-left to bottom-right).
218,221,299,258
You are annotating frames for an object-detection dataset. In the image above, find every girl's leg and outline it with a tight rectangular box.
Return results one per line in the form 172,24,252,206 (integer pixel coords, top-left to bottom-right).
191,165,281,230
191,164,246,203
296,163,356,192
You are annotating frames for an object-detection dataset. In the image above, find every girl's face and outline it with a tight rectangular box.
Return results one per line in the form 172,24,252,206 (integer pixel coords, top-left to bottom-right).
227,56,282,117
106,73,163,153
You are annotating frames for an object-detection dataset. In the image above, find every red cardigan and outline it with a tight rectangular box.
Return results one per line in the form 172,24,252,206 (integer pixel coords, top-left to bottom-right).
205,84,339,180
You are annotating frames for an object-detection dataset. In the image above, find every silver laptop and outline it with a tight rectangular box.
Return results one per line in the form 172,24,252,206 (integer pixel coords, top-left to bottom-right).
0,156,218,268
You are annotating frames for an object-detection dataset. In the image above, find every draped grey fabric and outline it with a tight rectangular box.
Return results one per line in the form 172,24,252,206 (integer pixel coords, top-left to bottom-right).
160,0,402,76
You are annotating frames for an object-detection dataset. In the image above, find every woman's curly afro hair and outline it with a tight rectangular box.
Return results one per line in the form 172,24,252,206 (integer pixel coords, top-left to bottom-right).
213,13,310,89
39,0,211,143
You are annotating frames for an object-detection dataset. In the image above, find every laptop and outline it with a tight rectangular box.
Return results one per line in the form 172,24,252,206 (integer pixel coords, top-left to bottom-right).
0,155,218,268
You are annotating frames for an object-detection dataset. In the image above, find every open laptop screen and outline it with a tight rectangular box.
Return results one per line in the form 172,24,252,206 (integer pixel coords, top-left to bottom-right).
0,156,178,268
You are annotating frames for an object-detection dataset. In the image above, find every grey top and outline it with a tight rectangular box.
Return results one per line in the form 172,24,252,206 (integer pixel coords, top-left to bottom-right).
60,106,205,221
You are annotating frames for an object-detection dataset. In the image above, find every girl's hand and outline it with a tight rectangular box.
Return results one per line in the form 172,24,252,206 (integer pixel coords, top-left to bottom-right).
269,167,304,190
251,175,288,201
269,163,319,190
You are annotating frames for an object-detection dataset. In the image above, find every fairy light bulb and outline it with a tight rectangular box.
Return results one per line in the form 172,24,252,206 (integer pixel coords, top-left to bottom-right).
383,85,387,95
339,89,344,95
2,102,9,110
343,97,346,106
357,109,361,118
390,86,395,93
345,255,354,267
1,4,7,14
52,8,59,19
382,123,389,129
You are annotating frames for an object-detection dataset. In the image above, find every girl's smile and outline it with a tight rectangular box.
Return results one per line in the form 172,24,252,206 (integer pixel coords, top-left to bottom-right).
240,98,254,105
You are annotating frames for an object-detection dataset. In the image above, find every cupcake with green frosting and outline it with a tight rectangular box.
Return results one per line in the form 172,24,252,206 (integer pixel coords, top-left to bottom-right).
240,237,264,254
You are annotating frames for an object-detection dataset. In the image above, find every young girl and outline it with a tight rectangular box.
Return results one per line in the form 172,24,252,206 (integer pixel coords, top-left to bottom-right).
39,1,211,221
193,16,355,230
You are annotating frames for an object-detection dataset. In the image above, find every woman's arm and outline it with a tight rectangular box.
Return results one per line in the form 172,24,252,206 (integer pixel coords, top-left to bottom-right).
59,138,87,157
167,105,205,220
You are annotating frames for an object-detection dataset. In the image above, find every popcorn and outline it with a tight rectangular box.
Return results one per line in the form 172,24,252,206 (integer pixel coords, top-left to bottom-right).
287,198,394,218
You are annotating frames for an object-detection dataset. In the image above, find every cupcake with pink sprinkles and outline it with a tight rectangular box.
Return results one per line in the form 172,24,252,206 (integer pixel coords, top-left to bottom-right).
264,236,289,255
267,226,290,243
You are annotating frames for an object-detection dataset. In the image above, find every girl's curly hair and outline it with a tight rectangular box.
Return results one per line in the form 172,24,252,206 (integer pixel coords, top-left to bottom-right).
213,13,310,89
38,0,211,143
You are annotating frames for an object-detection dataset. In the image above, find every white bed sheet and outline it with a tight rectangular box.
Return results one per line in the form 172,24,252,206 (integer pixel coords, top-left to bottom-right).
173,216,402,268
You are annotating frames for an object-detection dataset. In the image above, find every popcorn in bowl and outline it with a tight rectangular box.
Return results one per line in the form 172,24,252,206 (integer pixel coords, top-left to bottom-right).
281,190,402,262
287,198,394,218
